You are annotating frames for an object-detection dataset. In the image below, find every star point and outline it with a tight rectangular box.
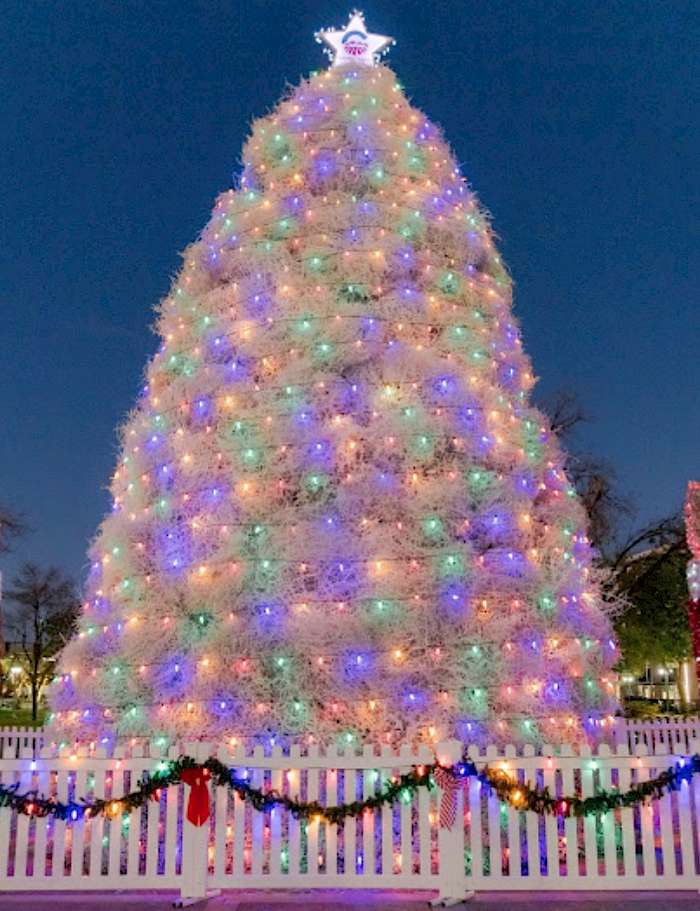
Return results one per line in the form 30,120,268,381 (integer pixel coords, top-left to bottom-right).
316,11,394,69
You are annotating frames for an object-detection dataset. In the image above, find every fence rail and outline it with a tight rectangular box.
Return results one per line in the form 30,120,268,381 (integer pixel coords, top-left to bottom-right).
1,735,700,900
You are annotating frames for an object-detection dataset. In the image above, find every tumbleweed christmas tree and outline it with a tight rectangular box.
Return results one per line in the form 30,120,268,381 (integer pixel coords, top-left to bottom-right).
50,13,618,749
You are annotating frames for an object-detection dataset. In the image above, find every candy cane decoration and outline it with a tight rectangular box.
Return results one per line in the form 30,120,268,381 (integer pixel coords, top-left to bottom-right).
433,765,461,829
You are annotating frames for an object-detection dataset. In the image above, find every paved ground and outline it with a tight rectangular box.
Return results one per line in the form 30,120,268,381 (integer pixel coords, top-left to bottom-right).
0,891,699,911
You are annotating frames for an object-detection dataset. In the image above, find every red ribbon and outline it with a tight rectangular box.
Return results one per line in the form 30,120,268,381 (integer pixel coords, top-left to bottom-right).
434,765,461,829
180,767,211,826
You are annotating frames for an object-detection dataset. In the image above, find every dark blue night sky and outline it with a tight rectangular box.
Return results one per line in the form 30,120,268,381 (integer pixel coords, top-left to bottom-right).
1,1,698,586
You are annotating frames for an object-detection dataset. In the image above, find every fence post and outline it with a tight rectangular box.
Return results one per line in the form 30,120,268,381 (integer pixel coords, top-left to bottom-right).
432,740,473,907
176,742,218,908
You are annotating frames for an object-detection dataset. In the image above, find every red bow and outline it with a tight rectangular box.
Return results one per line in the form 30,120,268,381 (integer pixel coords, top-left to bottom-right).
180,767,211,826
434,765,461,829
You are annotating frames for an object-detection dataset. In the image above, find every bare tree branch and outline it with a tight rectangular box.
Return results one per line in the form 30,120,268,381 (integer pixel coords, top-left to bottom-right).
610,514,685,573
541,390,631,554
546,390,588,437
0,505,25,555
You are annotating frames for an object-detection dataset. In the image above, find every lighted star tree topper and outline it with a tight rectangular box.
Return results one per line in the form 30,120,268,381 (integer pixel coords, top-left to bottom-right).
316,11,394,68
49,14,619,750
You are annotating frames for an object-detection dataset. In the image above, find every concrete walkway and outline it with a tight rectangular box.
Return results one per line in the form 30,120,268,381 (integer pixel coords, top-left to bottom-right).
0,891,699,911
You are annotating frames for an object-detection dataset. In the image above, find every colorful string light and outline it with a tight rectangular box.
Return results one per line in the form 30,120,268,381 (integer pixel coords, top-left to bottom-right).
50,57,618,748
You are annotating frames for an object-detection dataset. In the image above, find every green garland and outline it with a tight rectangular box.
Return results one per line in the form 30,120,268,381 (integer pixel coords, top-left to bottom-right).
0,752,698,823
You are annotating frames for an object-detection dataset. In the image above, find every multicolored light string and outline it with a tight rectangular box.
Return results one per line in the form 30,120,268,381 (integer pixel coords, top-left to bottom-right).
2,751,698,827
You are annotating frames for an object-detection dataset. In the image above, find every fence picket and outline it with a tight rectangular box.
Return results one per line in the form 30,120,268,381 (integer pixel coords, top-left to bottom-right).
520,746,540,883
361,744,375,878
306,744,320,877
559,752,579,881
0,764,10,879
12,751,32,881
268,745,283,878
250,745,264,878
399,744,413,878
597,744,617,878
88,750,107,881
691,739,700,879
486,744,502,883
232,744,246,878
615,744,637,880
541,746,559,881
343,759,358,879
33,753,51,879
107,750,124,879
655,748,677,879
380,744,393,877
634,749,656,879
579,744,598,879
467,746,484,883
677,767,696,880
163,748,180,880
69,752,89,881
52,755,70,881
325,746,339,877
125,752,143,880
287,745,301,877
417,744,432,878
146,748,162,881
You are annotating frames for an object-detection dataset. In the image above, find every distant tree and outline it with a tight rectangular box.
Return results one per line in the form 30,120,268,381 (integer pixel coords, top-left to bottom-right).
543,392,692,685
0,503,25,669
608,517,691,677
6,564,80,720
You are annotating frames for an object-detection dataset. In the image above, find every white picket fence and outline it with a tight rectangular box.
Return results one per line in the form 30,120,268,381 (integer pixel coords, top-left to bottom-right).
4,715,700,760
612,716,700,755
1,737,700,900
4,716,700,752
0,727,43,760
